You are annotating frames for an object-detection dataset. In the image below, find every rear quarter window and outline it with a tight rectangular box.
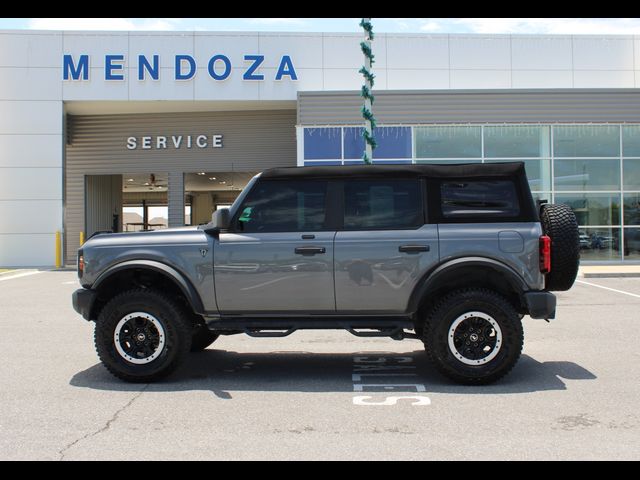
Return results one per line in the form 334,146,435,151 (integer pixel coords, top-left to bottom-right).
440,179,520,219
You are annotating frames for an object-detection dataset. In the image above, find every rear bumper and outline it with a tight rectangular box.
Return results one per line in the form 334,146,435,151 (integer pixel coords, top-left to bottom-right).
72,288,97,321
524,291,556,320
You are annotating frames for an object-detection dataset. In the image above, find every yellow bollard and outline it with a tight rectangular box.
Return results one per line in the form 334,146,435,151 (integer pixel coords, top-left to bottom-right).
55,231,62,268
80,231,85,246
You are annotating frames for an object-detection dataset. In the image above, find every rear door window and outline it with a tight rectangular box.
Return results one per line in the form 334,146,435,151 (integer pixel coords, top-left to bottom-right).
343,179,422,230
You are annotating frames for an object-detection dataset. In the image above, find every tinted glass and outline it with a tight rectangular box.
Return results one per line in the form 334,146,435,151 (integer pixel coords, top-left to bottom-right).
623,228,640,260
343,126,412,159
415,126,482,158
485,158,551,191
484,125,550,158
303,128,341,160
555,194,621,226
623,159,640,190
441,180,520,218
553,125,619,157
622,126,640,157
554,159,620,191
344,180,422,230
577,227,621,261
236,180,328,233
623,193,640,225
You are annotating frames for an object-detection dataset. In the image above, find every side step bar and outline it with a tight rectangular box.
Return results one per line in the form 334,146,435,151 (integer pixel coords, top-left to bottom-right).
205,316,419,340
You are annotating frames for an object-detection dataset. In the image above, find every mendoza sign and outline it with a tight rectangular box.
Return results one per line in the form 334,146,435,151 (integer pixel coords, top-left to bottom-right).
62,54,298,81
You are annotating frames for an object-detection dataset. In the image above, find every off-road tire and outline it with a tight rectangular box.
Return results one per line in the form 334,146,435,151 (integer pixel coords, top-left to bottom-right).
423,288,524,385
94,288,192,382
190,325,219,352
540,203,580,291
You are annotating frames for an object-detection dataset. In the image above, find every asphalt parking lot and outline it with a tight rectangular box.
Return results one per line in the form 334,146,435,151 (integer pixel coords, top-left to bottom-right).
1,270,639,460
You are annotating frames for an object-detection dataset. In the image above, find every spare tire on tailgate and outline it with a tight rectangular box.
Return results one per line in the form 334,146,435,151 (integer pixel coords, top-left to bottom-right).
540,203,580,291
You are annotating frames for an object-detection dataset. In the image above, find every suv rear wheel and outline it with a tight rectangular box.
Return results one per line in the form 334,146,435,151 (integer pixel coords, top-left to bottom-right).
423,288,523,385
94,288,192,382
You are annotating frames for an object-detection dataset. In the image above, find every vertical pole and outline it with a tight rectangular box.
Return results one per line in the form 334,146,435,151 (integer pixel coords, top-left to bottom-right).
55,231,62,268
79,231,85,246
363,22,373,163
359,18,376,165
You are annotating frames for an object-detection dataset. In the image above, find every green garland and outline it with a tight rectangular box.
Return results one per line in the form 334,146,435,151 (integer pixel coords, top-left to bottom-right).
359,18,374,40
359,18,376,164
358,66,375,87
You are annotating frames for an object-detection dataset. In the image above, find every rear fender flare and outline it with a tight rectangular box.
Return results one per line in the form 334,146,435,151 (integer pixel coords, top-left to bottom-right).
407,257,528,314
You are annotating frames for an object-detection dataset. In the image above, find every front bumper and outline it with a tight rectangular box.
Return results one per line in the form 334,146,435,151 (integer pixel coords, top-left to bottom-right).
524,291,556,320
72,288,97,321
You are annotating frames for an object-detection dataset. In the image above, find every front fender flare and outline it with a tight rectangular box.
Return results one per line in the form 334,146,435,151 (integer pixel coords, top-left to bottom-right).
93,259,205,314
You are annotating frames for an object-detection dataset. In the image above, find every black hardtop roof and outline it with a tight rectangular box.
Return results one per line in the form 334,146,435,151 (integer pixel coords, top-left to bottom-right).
261,162,526,180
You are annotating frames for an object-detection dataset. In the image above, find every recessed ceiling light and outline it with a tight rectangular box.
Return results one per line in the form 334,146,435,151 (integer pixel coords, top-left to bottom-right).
197,172,206,176
219,180,226,184
127,178,134,182
209,177,216,181
144,182,150,186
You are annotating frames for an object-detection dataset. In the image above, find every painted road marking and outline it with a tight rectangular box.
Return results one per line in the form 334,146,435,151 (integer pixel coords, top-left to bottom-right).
0,270,43,282
351,355,431,406
354,383,427,392
353,396,432,406
576,279,640,299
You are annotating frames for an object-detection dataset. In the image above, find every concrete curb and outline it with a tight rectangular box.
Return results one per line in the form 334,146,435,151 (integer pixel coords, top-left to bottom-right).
582,272,640,278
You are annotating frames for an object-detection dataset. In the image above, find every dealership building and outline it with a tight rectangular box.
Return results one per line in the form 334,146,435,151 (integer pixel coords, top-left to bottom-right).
2,29,640,266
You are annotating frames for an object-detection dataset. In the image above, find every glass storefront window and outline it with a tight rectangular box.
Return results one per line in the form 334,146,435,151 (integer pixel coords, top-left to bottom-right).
415,159,482,165
622,126,640,157
343,126,412,159
578,227,621,261
415,126,481,158
555,193,621,226
623,228,640,260
623,159,640,190
554,158,620,191
485,158,551,192
553,125,620,157
623,193,640,225
303,128,341,160
484,126,550,158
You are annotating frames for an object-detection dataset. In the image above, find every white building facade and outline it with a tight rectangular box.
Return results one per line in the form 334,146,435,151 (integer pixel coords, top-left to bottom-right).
2,30,640,266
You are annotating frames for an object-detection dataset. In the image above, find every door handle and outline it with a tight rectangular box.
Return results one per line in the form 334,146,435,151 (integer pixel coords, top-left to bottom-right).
294,246,326,255
399,244,430,254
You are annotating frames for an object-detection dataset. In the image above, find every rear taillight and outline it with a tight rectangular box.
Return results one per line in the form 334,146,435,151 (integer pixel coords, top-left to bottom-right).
539,235,551,274
78,252,84,278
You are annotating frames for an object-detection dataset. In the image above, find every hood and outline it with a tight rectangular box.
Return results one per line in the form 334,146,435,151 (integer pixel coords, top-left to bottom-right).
83,226,208,248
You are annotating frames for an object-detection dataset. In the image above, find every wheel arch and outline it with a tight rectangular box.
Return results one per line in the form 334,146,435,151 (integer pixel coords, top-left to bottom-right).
89,260,205,320
408,257,528,321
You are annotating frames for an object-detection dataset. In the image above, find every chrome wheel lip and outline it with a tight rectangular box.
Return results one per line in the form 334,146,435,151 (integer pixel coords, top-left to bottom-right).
114,312,166,365
447,311,502,366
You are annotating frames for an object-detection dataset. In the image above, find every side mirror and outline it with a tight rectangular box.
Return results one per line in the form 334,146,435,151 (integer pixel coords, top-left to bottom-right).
209,208,230,232
204,208,231,235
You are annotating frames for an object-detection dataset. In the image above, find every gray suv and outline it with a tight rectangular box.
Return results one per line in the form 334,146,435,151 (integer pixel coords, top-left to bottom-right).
72,163,580,384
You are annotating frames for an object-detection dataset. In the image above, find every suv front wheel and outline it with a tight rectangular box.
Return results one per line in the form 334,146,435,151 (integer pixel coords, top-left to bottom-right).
94,288,192,382
423,288,524,385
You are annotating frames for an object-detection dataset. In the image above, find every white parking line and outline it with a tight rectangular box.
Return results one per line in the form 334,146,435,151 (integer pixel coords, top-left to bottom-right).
575,279,640,299
0,270,43,282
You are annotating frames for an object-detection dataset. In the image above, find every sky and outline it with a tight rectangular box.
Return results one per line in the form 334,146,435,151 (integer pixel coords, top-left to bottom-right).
1,18,640,34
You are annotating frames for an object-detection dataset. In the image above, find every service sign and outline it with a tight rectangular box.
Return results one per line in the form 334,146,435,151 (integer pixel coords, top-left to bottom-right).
126,134,223,150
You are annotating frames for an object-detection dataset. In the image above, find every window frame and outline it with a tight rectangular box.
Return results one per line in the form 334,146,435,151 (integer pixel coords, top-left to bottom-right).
336,177,426,232
427,176,533,224
229,178,334,234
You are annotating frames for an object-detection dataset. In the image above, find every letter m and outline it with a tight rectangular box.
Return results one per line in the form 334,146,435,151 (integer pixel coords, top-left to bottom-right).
63,54,89,80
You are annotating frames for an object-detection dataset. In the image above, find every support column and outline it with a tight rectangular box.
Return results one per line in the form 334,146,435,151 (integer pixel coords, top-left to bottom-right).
167,171,184,227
